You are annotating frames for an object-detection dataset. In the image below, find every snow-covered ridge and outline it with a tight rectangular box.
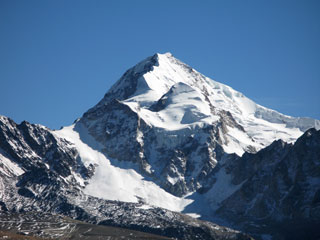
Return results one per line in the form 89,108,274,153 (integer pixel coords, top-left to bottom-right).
72,52,320,201
84,52,319,153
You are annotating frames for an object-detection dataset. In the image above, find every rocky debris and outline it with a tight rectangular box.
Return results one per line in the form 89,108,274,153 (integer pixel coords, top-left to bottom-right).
0,212,172,240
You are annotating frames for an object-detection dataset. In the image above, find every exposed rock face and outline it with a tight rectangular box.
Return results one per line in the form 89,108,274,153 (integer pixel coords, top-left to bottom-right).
0,115,90,179
80,97,227,197
79,53,319,198
216,128,320,239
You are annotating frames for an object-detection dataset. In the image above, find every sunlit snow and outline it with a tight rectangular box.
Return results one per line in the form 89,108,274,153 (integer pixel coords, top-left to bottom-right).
109,53,310,153
53,52,319,218
55,124,193,212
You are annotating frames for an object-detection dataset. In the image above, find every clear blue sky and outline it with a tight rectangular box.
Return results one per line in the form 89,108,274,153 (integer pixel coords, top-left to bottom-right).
1,0,319,129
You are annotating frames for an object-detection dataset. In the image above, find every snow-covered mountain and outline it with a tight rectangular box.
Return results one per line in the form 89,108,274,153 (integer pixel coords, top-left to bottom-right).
0,115,251,240
0,52,319,239
73,52,319,199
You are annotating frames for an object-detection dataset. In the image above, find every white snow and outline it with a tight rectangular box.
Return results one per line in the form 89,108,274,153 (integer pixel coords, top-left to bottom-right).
48,52,320,219
105,52,316,156
136,204,154,210
124,82,215,131
186,213,201,218
54,123,193,212
0,150,24,177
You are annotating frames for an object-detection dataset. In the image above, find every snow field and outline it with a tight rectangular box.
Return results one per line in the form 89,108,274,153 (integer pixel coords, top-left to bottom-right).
55,124,193,212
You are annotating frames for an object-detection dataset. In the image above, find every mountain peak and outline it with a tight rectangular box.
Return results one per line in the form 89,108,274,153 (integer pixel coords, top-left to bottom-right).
154,52,173,57
163,51,173,57
133,52,175,74
89,52,191,109
83,53,320,151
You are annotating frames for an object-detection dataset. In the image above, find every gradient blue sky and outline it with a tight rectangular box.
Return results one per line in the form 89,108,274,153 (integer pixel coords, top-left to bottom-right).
1,0,319,129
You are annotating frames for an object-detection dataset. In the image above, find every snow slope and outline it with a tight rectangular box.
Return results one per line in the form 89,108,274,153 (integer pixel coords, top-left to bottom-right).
93,52,318,155
0,150,24,177
55,123,193,212
54,52,319,217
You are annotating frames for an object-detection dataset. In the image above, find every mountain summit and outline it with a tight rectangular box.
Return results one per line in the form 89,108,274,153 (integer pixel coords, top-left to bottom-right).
71,52,319,198
0,53,319,240
84,52,319,148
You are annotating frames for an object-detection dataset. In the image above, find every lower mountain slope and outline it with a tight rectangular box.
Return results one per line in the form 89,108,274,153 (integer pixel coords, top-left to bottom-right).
1,114,319,239
0,212,172,240
0,115,252,240
209,128,320,240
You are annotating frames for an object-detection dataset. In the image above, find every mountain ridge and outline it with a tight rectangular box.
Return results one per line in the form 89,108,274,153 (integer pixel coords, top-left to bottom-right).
0,52,319,239
76,52,319,199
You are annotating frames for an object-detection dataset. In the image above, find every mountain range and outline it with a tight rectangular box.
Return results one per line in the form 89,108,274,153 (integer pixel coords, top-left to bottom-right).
0,53,319,240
